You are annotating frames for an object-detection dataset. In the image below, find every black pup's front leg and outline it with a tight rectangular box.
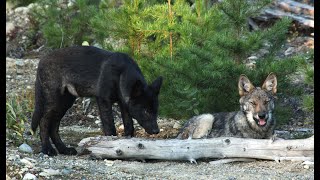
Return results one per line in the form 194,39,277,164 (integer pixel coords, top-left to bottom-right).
96,98,116,136
119,102,134,137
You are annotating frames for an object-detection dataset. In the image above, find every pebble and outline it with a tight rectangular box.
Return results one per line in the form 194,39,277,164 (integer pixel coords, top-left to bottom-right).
18,143,33,154
19,167,29,174
247,56,258,61
24,157,37,163
22,173,37,180
16,75,23,79
15,60,25,67
284,47,295,56
173,122,182,129
104,159,114,167
8,154,20,161
88,115,95,119
303,165,310,169
39,168,61,177
20,158,34,168
6,22,15,34
61,168,72,175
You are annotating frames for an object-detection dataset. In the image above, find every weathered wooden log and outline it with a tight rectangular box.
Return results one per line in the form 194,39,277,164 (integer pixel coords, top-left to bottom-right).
263,8,313,27
78,135,314,163
275,0,314,17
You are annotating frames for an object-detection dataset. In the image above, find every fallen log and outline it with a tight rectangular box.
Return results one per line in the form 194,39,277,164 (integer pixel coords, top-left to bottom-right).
275,0,314,17
78,135,314,163
263,8,313,27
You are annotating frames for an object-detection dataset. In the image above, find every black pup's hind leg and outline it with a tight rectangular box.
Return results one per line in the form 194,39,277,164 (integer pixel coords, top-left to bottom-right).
49,93,77,155
96,98,116,136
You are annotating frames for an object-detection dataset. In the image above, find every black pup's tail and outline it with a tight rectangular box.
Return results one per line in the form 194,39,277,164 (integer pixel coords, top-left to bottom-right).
31,74,44,133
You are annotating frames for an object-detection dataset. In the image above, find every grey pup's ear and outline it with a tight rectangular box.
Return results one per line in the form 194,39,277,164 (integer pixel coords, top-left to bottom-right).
238,74,255,96
131,80,144,98
262,73,277,94
151,76,163,95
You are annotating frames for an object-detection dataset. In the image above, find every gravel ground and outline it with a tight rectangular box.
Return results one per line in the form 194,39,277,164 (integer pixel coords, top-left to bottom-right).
6,146,314,180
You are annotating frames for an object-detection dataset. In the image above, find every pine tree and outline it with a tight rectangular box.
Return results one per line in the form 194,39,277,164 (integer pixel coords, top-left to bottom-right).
33,0,305,118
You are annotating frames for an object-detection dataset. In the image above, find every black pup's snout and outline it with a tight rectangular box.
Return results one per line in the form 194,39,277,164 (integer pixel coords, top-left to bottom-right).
151,128,160,134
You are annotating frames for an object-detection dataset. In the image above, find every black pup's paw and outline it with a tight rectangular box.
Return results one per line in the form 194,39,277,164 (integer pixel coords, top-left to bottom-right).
60,147,77,155
42,147,57,156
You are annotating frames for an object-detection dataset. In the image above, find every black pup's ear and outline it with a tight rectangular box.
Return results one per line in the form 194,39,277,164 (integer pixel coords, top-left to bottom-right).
151,76,163,95
131,80,144,98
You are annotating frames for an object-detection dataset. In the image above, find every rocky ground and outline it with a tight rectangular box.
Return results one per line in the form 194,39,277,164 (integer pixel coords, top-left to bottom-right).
6,2,314,180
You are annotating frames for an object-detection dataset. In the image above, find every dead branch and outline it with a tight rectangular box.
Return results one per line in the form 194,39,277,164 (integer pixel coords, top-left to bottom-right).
78,136,314,163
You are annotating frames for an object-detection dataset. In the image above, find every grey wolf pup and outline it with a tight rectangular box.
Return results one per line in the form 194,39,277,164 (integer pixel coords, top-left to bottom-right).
31,46,163,156
177,73,277,139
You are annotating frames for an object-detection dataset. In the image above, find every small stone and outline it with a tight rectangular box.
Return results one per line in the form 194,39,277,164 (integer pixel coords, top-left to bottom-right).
104,159,114,167
88,115,95,119
18,143,33,154
61,169,72,175
173,122,182,129
6,22,15,35
19,167,29,174
24,157,37,163
39,168,61,177
16,75,23,79
22,173,37,180
304,165,310,169
20,158,34,168
247,56,258,61
8,155,20,161
15,60,25,67
297,122,303,126
285,47,295,56
14,7,29,14
27,86,32,89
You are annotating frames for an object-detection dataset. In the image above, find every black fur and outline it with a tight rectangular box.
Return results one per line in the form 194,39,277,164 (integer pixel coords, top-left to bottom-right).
31,46,163,156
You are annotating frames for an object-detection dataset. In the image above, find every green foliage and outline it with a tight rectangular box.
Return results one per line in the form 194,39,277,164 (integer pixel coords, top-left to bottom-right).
274,106,292,128
6,90,34,144
300,52,314,112
303,95,314,112
7,0,38,7
30,0,98,48
33,0,304,119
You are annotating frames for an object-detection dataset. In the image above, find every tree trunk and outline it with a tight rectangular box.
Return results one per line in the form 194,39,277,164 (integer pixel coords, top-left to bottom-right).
78,136,314,163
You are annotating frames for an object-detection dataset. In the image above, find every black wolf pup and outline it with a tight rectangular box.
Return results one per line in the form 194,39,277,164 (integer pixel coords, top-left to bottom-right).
177,73,277,139
31,46,163,156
